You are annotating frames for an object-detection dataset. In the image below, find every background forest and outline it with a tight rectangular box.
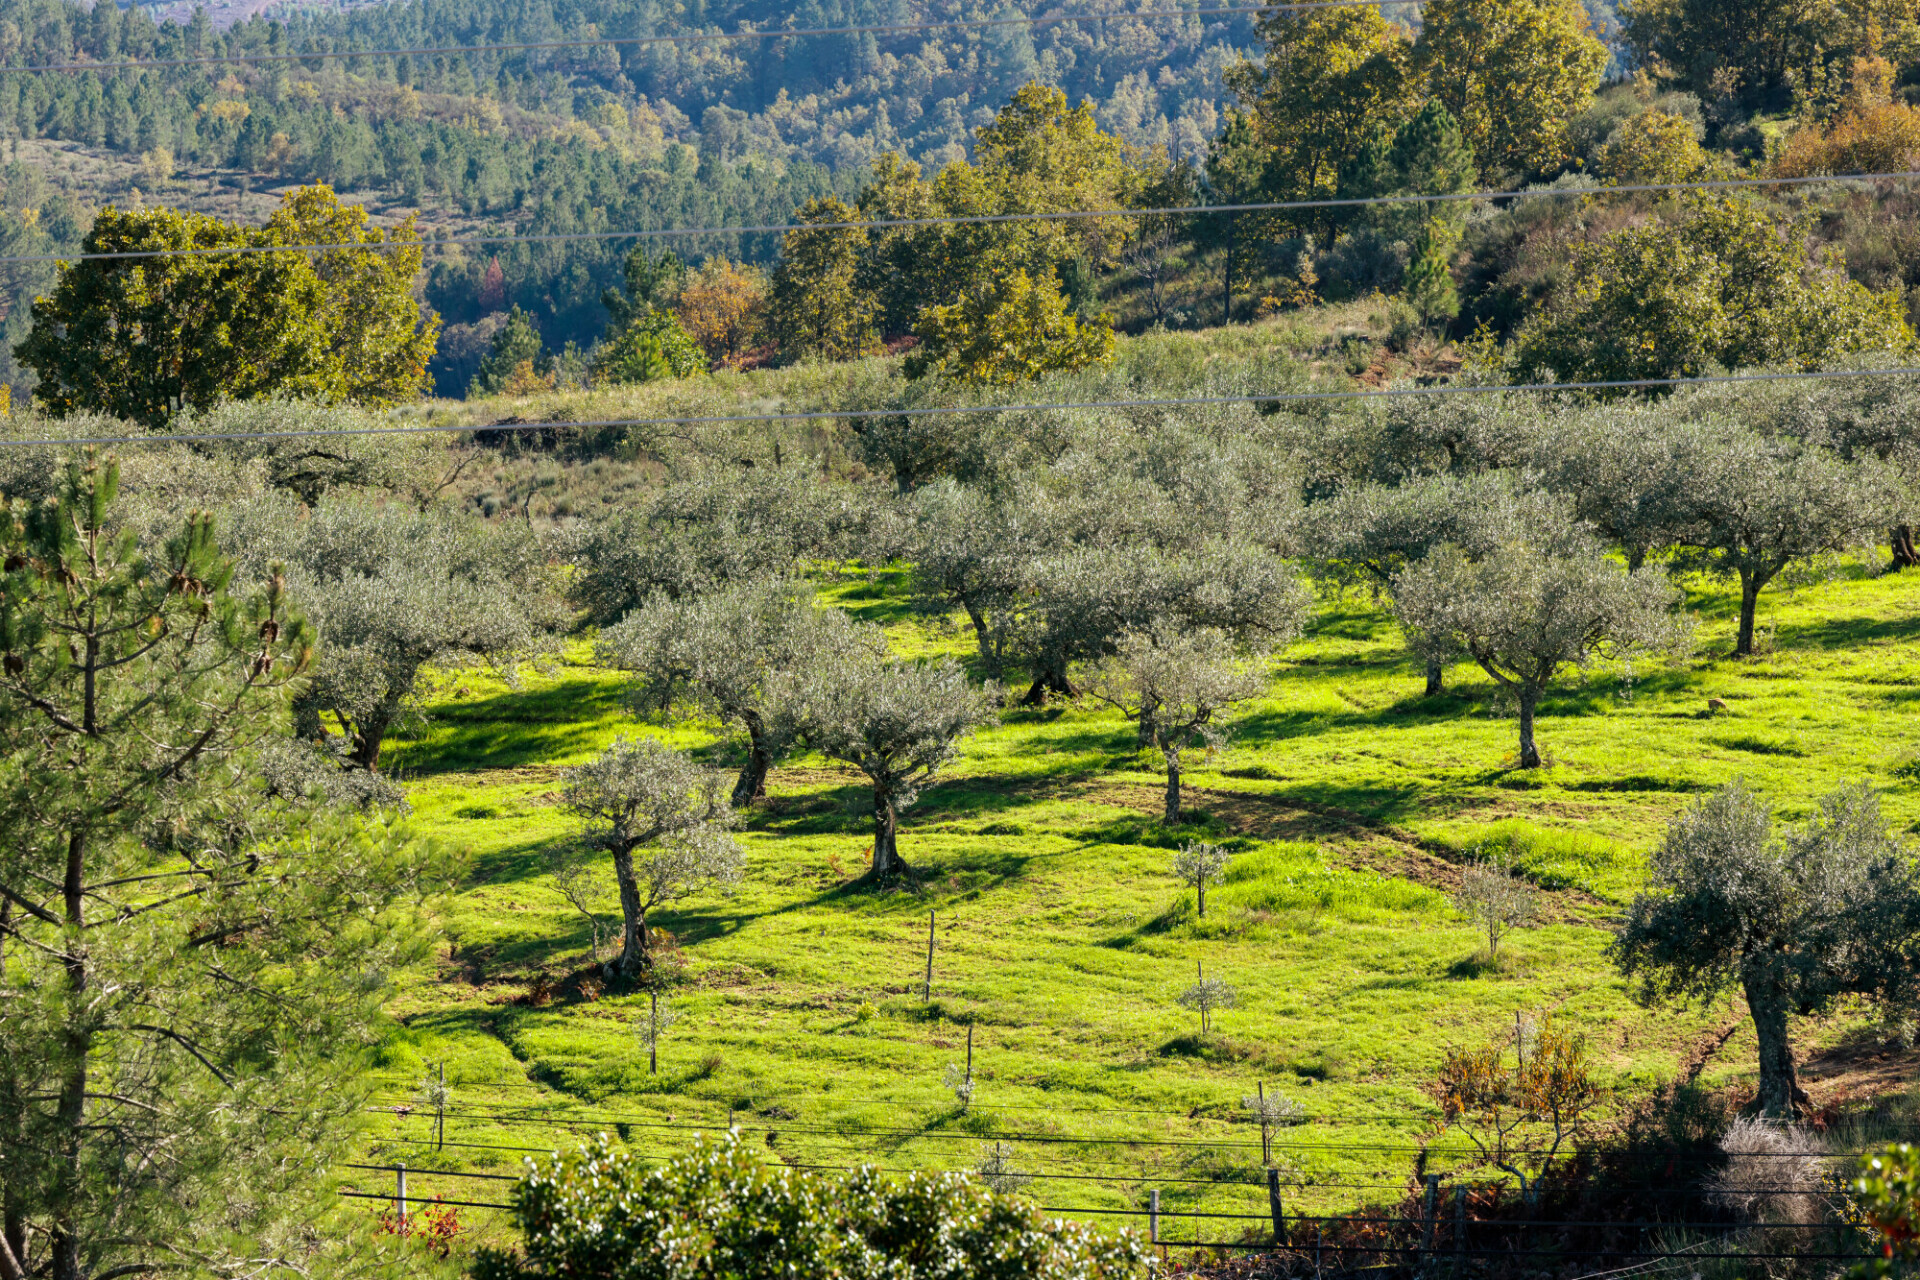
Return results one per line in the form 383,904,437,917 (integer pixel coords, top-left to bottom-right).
0,0,1641,396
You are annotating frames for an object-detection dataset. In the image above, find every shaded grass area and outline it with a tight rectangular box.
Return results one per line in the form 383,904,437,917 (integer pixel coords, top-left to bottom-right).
360,558,1920,1242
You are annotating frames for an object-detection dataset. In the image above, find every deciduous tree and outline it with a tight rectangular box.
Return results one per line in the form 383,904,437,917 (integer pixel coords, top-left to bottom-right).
1513,197,1912,388
769,197,880,362
674,257,767,369
1414,0,1608,178
905,268,1115,386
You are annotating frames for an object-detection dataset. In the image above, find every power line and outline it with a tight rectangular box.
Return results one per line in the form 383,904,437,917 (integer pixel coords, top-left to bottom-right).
6,167,1914,267
3,2,1390,74
9,365,1920,451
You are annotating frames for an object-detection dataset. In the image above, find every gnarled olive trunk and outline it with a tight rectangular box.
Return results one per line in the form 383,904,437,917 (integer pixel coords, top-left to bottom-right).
1423,659,1444,698
1021,665,1074,706
1893,525,1919,570
1736,570,1763,658
732,710,773,808
1516,688,1541,770
610,845,651,978
868,788,910,880
1163,746,1183,825
1744,977,1808,1117
963,603,1003,679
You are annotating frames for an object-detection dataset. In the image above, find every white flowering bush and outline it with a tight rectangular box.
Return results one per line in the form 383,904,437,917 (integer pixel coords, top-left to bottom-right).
474,1133,1150,1280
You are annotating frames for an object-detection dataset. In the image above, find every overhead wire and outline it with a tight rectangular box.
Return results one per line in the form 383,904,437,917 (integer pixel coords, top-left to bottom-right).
5,167,1917,266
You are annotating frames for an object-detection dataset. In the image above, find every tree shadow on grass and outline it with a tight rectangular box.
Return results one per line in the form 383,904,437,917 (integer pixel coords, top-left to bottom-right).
1783,611,1920,651
386,678,628,775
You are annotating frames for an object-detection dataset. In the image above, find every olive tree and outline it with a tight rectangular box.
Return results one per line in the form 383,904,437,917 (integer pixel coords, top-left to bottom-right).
598,579,877,806
1656,427,1898,657
773,652,995,880
0,456,446,1280
226,497,553,770
1172,841,1232,918
561,736,744,979
1298,472,1562,695
1017,538,1307,705
901,478,1058,678
569,466,873,626
1612,782,1920,1116
1085,622,1279,825
1392,534,1689,768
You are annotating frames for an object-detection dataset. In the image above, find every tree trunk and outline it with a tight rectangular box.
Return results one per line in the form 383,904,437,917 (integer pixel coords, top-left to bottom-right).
963,603,1002,679
1516,689,1541,769
1744,977,1808,1117
1223,227,1234,327
1163,746,1183,824
611,846,650,978
868,788,910,880
54,831,87,1280
1736,571,1761,657
1196,879,1207,918
1893,525,1919,570
1423,659,1444,698
1020,665,1074,706
732,712,772,808
350,707,393,771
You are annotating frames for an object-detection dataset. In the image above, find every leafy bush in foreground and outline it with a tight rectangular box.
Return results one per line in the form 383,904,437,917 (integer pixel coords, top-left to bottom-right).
474,1134,1150,1280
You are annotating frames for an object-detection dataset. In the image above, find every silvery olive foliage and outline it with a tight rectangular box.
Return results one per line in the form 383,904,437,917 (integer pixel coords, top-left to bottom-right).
1392,531,1689,768
1171,840,1233,917
599,578,881,807
1612,781,1920,1117
1018,538,1307,704
562,736,744,979
1176,974,1238,1034
901,478,1057,678
1298,472,1569,694
474,1132,1152,1280
568,465,876,626
1648,426,1898,657
1085,621,1277,824
975,1142,1033,1196
1451,858,1540,957
223,495,555,770
772,651,996,880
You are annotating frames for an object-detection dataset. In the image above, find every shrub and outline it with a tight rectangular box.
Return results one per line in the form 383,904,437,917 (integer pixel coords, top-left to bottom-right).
473,1134,1150,1280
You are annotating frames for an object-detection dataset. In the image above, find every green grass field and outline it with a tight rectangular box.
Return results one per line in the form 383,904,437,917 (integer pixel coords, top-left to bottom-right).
350,557,1920,1246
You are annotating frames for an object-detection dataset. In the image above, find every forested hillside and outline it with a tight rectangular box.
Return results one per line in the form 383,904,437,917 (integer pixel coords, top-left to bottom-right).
0,0,1650,395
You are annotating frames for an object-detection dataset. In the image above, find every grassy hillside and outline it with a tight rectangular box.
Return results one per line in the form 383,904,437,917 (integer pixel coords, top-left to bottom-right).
349,520,1920,1250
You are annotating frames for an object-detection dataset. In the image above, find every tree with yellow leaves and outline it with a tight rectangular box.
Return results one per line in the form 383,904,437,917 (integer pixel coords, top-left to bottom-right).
905,268,1115,386
674,257,767,369
1415,0,1608,178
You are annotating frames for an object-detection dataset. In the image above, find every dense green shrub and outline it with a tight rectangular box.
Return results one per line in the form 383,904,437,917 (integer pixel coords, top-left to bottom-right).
474,1134,1150,1280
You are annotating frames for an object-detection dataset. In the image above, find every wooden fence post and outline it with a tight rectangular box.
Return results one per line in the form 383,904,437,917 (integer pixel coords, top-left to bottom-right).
923,912,936,1001
1267,1167,1284,1244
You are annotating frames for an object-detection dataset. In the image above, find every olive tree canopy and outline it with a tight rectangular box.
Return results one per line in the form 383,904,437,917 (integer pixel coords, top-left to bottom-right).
1392,531,1688,768
1084,620,1279,824
562,736,744,979
773,652,995,880
225,498,555,770
1612,782,1920,1116
598,579,879,806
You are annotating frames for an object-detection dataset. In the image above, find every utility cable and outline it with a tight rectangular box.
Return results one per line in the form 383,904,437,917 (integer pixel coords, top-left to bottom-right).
4,1,1396,74
5,167,1914,266
9,365,1920,451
